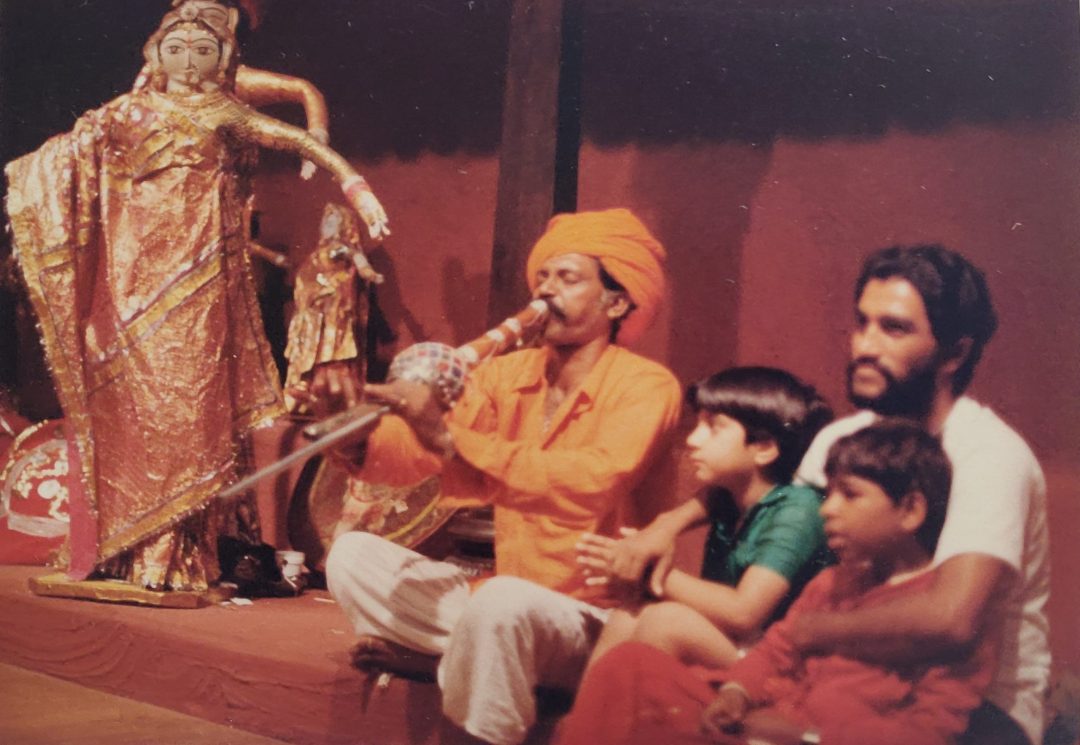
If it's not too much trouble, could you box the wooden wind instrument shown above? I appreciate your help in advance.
[217,299,550,500]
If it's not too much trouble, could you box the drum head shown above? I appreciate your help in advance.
[287,457,455,571]
[0,419,70,565]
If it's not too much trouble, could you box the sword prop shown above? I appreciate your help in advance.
[215,403,388,502]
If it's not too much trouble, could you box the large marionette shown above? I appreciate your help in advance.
[4,0,388,595]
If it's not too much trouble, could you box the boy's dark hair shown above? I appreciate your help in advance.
[855,244,997,395]
[825,418,952,554]
[687,366,833,484]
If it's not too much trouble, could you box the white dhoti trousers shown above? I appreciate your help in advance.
[325,532,609,745]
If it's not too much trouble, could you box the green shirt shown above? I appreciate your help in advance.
[701,483,830,624]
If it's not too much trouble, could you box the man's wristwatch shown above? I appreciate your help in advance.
[800,727,822,744]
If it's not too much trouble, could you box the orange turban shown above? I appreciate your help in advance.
[526,208,667,345]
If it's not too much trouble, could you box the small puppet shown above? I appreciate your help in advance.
[284,203,385,415]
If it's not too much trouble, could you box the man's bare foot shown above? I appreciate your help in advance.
[351,634,439,682]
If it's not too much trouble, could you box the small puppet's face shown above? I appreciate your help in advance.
[320,209,344,240]
[160,27,221,93]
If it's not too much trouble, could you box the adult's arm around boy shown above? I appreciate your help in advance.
[791,404,1032,664]
[789,553,1007,660]
[803,621,996,745]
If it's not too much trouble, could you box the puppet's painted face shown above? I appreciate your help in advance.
[320,209,344,240]
[159,27,221,93]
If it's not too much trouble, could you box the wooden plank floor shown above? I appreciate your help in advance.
[0,663,289,745]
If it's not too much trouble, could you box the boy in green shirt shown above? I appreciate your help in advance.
[577,366,832,668]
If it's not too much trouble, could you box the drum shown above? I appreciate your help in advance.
[287,456,497,577]
[0,419,70,565]
[287,457,456,571]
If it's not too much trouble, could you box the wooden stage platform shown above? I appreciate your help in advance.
[0,566,558,745]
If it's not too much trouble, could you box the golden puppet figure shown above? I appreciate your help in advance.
[133,1,333,184]
[4,0,388,591]
[284,203,385,416]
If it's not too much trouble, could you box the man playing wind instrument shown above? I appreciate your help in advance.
[326,208,682,745]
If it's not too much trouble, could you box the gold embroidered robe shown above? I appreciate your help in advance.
[5,89,285,588]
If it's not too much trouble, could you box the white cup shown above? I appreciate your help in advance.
[275,550,305,583]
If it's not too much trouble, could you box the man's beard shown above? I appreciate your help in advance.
[846,357,938,418]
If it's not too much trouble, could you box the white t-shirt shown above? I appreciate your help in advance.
[796,397,1050,744]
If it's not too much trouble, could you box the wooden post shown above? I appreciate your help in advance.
[487,0,581,324]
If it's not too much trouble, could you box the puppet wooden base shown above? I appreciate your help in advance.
[27,573,230,609]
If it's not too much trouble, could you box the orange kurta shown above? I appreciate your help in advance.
[362,344,683,604]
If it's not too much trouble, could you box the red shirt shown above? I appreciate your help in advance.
[728,567,997,745]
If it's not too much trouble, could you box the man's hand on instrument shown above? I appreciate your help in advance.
[364,379,454,459]
[308,361,364,418]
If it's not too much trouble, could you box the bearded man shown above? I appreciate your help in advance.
[795,244,1050,745]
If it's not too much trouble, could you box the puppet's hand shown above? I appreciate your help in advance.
[354,260,385,285]
[358,265,385,285]
[345,181,390,240]
[308,361,364,417]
